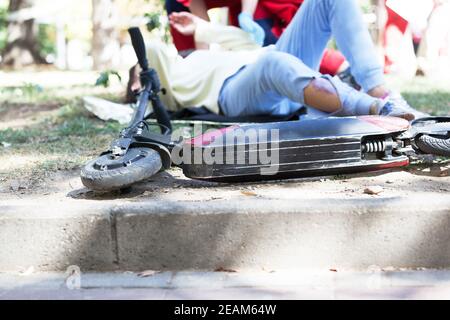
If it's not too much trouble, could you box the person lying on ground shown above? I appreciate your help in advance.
[128,0,427,121]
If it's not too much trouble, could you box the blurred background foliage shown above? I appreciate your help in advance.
[0,4,8,49]
[0,0,386,71]
[0,0,168,70]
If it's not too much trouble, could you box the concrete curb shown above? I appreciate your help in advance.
[1,195,449,272]
[3,270,450,299]
[0,204,115,272]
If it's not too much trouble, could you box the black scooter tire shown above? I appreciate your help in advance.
[416,135,450,157]
[81,148,162,191]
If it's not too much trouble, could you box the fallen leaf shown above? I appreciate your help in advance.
[214,267,238,273]
[364,186,384,195]
[381,266,396,272]
[137,270,160,277]
[241,191,257,197]
[262,266,276,273]
[329,268,338,272]
[9,180,25,192]
[20,266,35,276]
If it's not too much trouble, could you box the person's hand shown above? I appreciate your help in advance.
[238,12,265,46]
[169,12,198,36]
[130,64,142,92]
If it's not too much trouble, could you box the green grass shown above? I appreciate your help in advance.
[0,102,122,145]
[386,75,450,116]
[0,84,124,182]
[402,91,450,115]
[0,83,192,183]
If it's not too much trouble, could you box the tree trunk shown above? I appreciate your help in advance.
[373,0,387,48]
[91,0,120,70]
[1,0,46,68]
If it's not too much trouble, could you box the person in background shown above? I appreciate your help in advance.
[165,0,262,56]
[165,0,349,79]
[382,0,420,77]
[417,0,450,76]
[382,0,450,77]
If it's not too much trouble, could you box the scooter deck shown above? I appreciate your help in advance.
[182,116,410,182]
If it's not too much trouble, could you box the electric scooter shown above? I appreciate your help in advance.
[81,28,450,191]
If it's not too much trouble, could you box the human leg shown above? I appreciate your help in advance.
[255,18,279,46]
[219,51,379,117]
[273,0,425,118]
[276,0,384,93]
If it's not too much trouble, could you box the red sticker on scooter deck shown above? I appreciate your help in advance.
[188,126,240,147]
[358,116,410,132]
[376,158,410,169]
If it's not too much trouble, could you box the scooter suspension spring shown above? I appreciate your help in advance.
[362,140,386,153]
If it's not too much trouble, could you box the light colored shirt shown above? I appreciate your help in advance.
[147,21,266,113]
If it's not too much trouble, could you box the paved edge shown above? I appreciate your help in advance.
[111,196,450,215]
[1,195,449,272]
[2,270,450,299]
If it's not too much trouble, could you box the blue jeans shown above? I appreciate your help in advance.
[255,18,279,47]
[219,0,384,118]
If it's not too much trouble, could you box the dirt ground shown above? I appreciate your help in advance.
[1,161,448,208]
[0,102,61,130]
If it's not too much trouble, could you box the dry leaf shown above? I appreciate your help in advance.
[329,268,338,272]
[20,266,35,276]
[137,270,160,277]
[10,180,24,192]
[262,266,276,273]
[214,267,237,273]
[241,191,257,197]
[364,186,384,195]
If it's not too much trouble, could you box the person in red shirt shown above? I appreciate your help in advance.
[165,0,249,56]
[165,0,347,76]
[383,1,410,74]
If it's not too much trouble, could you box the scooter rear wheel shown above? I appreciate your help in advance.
[81,147,162,191]
[416,135,450,157]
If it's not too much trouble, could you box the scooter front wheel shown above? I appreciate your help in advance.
[81,147,162,191]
